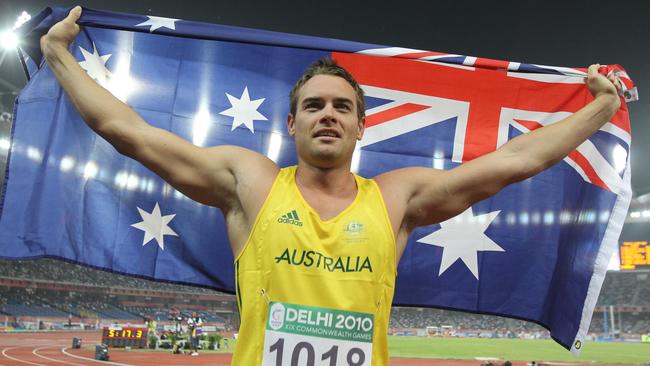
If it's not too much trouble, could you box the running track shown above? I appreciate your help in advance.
[0,331,628,366]
[0,331,490,365]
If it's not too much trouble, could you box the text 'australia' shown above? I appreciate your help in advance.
[275,248,373,273]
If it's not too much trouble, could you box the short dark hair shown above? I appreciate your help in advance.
[289,58,365,121]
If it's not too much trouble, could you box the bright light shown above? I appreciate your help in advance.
[642,210,650,218]
[126,173,139,191]
[432,149,445,170]
[13,11,32,30]
[1,30,18,50]
[630,211,641,218]
[83,161,98,179]
[107,55,137,102]
[559,210,573,224]
[544,211,555,225]
[612,144,628,173]
[59,156,75,172]
[1,11,31,50]
[114,170,139,190]
[106,32,137,102]
[266,132,283,163]
[192,103,211,147]
[162,183,173,197]
[351,145,361,173]
[26,146,42,162]
[146,179,156,194]
[599,210,610,223]
[519,212,529,225]
[578,210,596,224]
[139,177,148,191]
[114,170,128,188]
[0,138,10,151]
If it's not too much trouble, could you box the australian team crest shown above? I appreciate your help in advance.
[344,221,364,235]
[343,221,367,243]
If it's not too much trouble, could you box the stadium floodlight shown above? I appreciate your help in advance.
[0,30,18,50]
[13,11,32,29]
[1,11,32,50]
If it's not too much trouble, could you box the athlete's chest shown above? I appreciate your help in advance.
[297,186,357,222]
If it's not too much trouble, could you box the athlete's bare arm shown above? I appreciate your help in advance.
[40,7,277,254]
[376,65,622,260]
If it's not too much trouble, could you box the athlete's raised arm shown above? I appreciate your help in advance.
[39,7,277,212]
[377,64,622,257]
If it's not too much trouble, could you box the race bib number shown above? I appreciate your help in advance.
[262,302,373,366]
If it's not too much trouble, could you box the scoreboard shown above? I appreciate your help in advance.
[620,241,650,270]
[101,327,148,348]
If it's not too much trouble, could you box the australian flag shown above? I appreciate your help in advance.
[1,6,636,353]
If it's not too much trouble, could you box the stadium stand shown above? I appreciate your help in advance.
[0,259,239,334]
[0,259,214,293]
[388,270,650,338]
[0,258,649,340]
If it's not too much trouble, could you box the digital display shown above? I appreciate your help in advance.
[620,241,650,270]
[101,327,148,348]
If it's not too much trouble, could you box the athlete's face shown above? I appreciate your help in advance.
[288,75,365,169]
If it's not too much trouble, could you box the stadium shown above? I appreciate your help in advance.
[1,0,649,365]
[0,251,649,365]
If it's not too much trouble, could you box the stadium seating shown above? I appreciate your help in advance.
[1,258,648,337]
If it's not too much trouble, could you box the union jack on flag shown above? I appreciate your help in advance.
[342,50,632,193]
[3,6,636,353]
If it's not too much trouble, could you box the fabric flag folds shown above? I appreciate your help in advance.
[2,6,636,353]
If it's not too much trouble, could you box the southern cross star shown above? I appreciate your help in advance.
[131,202,178,250]
[135,16,179,32]
[417,207,503,280]
[220,86,268,133]
[78,43,111,86]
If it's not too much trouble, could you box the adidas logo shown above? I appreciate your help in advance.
[278,210,303,227]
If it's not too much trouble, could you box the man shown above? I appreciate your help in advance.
[40,7,622,366]
[186,311,202,356]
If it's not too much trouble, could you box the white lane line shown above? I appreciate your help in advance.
[1,347,47,366]
[60,348,134,366]
[33,346,87,366]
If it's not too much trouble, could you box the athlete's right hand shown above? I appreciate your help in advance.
[40,6,82,51]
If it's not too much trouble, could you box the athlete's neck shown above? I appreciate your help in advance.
[295,163,356,196]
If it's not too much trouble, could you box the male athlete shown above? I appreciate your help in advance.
[40,7,623,365]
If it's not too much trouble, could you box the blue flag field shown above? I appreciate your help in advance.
[1,6,637,352]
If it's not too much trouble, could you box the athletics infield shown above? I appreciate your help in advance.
[0,331,645,365]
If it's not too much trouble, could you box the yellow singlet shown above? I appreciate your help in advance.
[233,166,396,366]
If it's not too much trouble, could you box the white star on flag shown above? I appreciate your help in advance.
[78,43,112,86]
[220,86,268,133]
[135,16,179,32]
[131,202,178,250]
[417,207,504,280]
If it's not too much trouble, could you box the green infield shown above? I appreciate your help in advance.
[388,336,650,364]
[118,336,650,364]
